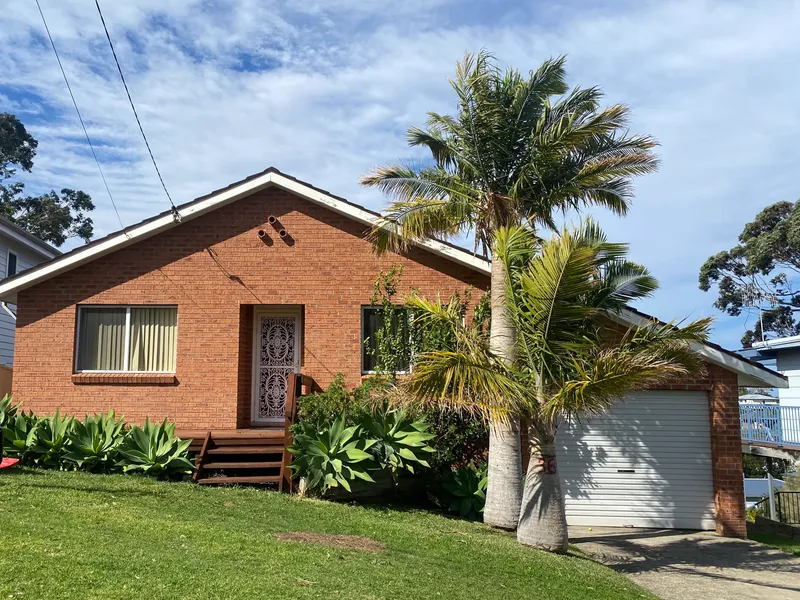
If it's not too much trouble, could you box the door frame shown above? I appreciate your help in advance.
[250,305,302,425]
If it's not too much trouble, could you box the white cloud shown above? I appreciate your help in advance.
[2,0,800,348]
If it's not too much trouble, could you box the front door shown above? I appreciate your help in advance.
[251,309,301,424]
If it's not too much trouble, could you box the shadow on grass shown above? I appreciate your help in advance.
[0,468,183,498]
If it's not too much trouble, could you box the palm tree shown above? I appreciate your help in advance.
[361,51,659,529]
[397,222,712,552]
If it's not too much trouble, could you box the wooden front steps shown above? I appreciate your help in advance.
[180,373,309,491]
[185,428,292,490]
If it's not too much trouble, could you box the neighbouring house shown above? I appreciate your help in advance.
[0,216,59,371]
[739,338,800,449]
[0,167,787,538]
[744,477,784,508]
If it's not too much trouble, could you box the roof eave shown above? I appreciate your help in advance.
[611,308,788,389]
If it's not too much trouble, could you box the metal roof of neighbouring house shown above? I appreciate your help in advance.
[0,167,786,389]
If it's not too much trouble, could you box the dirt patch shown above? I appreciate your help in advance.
[275,532,386,552]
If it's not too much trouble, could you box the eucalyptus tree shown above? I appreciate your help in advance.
[398,222,711,552]
[361,51,658,529]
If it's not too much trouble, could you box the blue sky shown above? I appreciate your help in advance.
[2,0,800,350]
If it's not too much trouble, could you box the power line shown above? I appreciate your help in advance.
[93,0,180,221]
[34,0,125,230]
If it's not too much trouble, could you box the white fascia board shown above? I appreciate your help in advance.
[752,335,800,351]
[0,171,277,304]
[613,308,788,389]
[0,170,491,304]
[0,223,58,259]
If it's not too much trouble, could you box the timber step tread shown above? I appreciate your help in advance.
[203,461,282,469]
[207,445,283,455]
[197,475,281,485]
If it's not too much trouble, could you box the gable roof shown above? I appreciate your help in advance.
[0,216,60,260]
[0,167,490,304]
[0,166,784,389]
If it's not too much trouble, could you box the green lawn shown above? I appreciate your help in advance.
[0,469,654,600]
[748,530,800,556]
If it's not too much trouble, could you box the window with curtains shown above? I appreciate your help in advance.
[75,306,177,372]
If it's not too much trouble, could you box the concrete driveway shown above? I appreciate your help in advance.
[569,526,800,600]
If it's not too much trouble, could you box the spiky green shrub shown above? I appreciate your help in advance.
[438,461,488,520]
[2,411,38,461]
[362,406,435,479]
[116,418,194,477]
[27,410,75,468]
[289,417,377,493]
[0,394,19,428]
[64,411,126,472]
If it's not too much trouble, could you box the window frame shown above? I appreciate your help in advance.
[360,305,412,375]
[73,305,178,374]
[6,250,17,278]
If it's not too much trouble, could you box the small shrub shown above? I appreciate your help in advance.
[295,374,391,430]
[420,409,487,470]
[117,418,194,477]
[64,411,126,472]
[289,417,377,493]
[438,461,488,520]
[362,405,435,480]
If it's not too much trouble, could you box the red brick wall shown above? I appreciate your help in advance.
[12,187,488,429]
[707,365,747,538]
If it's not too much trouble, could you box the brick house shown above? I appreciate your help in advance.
[0,167,786,537]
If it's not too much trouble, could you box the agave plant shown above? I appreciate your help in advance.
[116,418,194,477]
[362,405,435,480]
[2,411,38,461]
[64,411,126,472]
[27,410,75,468]
[289,416,377,493]
[440,462,488,520]
[0,394,18,428]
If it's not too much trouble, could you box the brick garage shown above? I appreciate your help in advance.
[0,168,785,538]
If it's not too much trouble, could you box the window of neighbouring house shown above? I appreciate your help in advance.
[361,306,411,374]
[6,251,17,277]
[76,306,177,372]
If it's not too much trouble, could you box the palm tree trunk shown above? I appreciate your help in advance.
[517,426,568,553]
[483,246,523,530]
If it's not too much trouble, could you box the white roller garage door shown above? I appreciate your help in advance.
[557,390,716,530]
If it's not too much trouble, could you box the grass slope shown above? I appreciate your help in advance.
[0,469,653,600]
[748,530,800,556]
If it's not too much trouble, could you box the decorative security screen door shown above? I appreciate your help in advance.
[251,311,300,423]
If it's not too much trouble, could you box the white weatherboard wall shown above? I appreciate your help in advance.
[775,349,800,409]
[0,237,44,367]
[557,391,716,530]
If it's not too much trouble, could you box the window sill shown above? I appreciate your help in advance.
[72,373,177,385]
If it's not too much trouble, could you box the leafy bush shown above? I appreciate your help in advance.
[362,405,435,479]
[438,461,488,520]
[289,417,376,493]
[421,409,487,470]
[296,374,391,430]
[63,411,126,472]
[26,410,75,468]
[2,411,38,460]
[117,418,194,477]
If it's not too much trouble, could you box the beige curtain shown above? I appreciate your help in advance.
[77,308,126,370]
[128,307,177,372]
